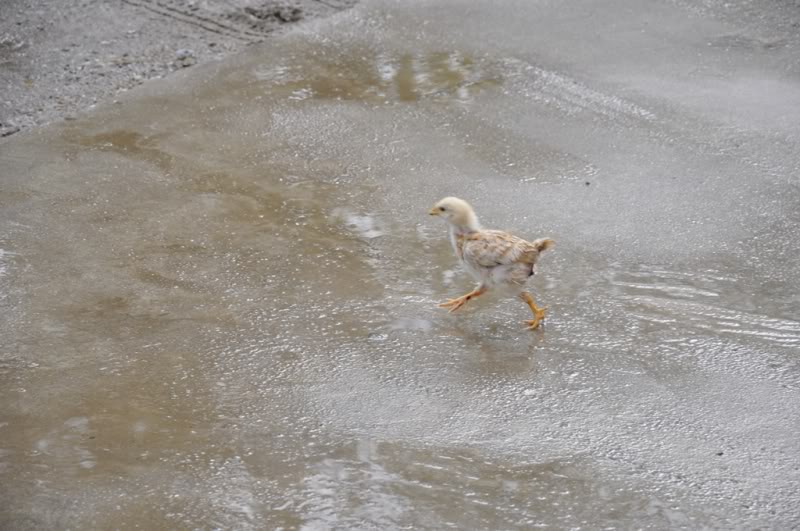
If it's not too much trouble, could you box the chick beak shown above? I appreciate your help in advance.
[429,207,440,216]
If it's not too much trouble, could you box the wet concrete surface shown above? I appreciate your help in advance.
[2,0,800,528]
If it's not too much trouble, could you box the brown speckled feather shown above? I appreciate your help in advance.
[458,230,544,268]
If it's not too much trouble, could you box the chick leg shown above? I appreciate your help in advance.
[438,286,487,313]
[519,292,547,330]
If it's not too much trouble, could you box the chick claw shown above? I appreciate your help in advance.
[438,287,486,314]
[438,296,469,313]
[523,306,547,330]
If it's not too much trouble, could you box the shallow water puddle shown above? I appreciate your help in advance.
[2,0,800,527]
[255,49,502,103]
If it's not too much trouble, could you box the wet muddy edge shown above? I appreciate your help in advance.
[0,0,358,139]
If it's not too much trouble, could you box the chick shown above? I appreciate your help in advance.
[429,197,554,329]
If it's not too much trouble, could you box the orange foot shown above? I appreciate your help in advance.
[438,295,470,313]
[523,306,547,330]
[438,287,486,313]
[519,292,548,330]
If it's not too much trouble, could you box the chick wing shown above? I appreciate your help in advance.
[460,230,553,268]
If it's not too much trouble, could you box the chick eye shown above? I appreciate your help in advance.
[439,207,446,211]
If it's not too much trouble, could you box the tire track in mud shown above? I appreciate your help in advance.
[501,57,657,124]
[0,0,358,140]
[121,0,261,42]
[121,0,356,42]
[609,266,800,348]
[597,265,800,393]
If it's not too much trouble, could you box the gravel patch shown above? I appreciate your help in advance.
[0,0,357,140]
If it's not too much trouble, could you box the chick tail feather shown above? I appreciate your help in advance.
[532,238,555,253]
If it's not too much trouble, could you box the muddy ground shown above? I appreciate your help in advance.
[0,0,356,138]
[1,0,799,528]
